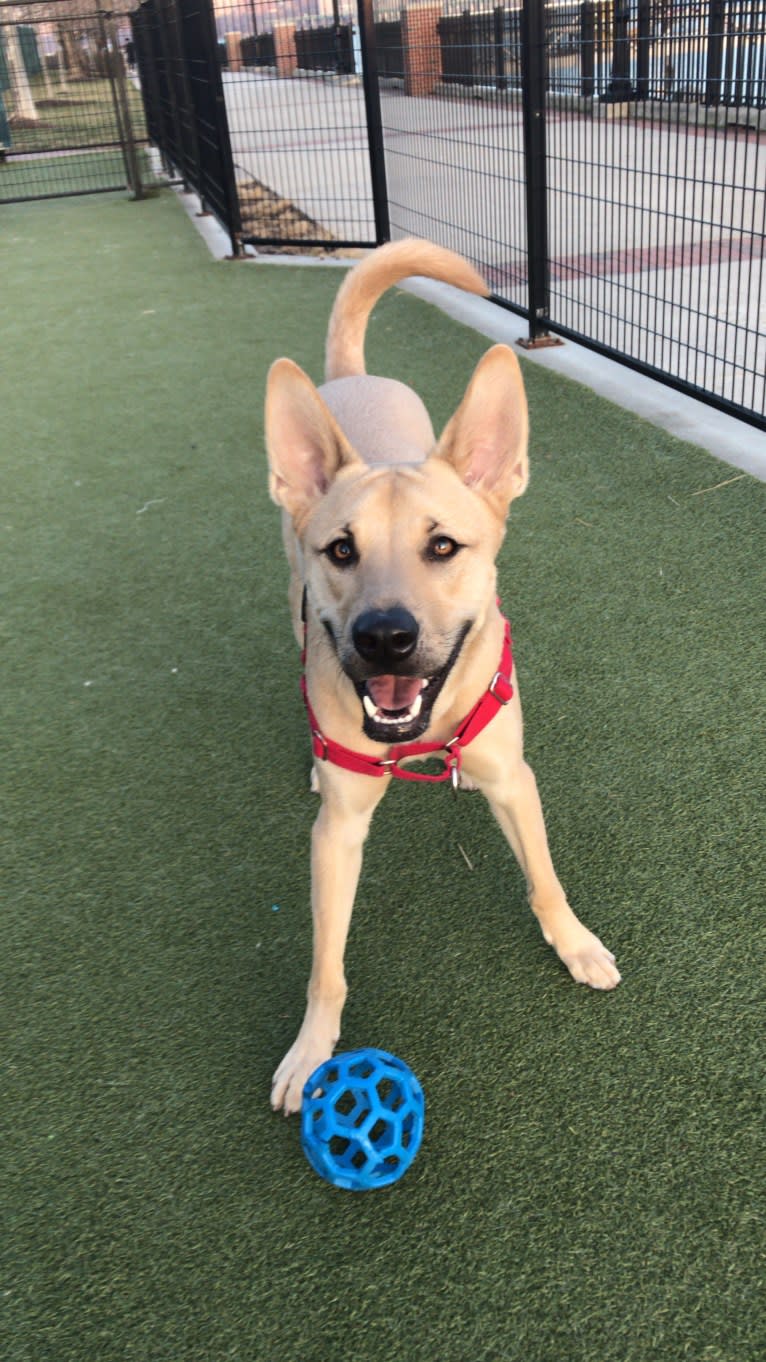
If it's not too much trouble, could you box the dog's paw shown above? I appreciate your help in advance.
[550,926,621,991]
[271,1036,334,1116]
[310,764,320,794]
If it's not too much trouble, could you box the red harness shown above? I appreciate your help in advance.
[301,611,513,785]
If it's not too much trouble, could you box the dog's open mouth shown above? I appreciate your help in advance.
[352,623,472,743]
[354,673,435,741]
[362,675,428,724]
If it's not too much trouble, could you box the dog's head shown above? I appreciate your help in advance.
[265,346,528,743]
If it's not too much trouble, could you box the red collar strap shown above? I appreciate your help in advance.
[300,613,513,785]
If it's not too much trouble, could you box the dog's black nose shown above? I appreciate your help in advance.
[352,607,419,667]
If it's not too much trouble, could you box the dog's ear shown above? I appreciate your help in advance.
[433,345,529,514]
[265,359,360,521]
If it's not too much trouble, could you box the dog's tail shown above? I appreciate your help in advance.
[325,239,489,381]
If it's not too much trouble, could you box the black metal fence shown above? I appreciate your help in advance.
[12,0,759,430]
[433,0,766,104]
[375,0,765,426]
[202,1,383,251]
[131,0,241,240]
[375,18,405,77]
[295,22,356,76]
[0,0,156,204]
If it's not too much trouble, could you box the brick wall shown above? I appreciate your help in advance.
[225,32,242,73]
[402,4,442,98]
[273,23,298,79]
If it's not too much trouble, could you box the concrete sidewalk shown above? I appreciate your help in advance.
[222,69,766,430]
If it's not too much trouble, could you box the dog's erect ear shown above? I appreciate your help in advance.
[265,359,360,521]
[433,345,529,515]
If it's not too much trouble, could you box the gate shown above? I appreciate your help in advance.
[0,0,153,204]
[132,0,388,253]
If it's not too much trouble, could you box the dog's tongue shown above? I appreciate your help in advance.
[367,675,423,712]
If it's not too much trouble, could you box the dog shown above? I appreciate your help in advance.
[265,240,620,1114]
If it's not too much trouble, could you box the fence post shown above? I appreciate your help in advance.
[356,0,390,244]
[0,88,11,152]
[493,5,507,92]
[518,0,560,347]
[580,0,595,98]
[635,0,651,100]
[461,9,473,87]
[604,0,634,102]
[99,9,144,199]
[705,0,726,106]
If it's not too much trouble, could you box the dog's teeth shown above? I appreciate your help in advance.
[363,694,378,719]
[409,694,422,718]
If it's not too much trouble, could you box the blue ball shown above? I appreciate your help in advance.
[301,1048,425,1191]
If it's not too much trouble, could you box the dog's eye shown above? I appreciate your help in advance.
[325,536,358,567]
[427,535,460,561]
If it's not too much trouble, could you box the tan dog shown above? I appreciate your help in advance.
[266,240,620,1114]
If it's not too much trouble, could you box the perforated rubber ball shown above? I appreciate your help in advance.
[300,1048,425,1191]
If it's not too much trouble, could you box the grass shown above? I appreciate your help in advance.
[0,149,132,202]
[2,190,764,1362]
[0,75,154,203]
[5,77,148,154]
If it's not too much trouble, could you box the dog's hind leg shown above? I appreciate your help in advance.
[271,774,388,1114]
[482,760,621,990]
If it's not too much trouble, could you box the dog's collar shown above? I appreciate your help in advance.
[300,605,513,785]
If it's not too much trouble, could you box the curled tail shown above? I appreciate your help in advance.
[325,239,489,382]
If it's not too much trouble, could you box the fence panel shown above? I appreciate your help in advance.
[0,0,154,204]
[295,22,355,76]
[214,1,380,250]
[132,0,242,247]
[374,0,764,427]
[541,0,765,424]
[376,1,529,315]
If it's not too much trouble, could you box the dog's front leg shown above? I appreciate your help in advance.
[482,760,621,990]
[271,776,387,1114]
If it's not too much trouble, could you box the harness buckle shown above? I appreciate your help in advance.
[312,730,328,761]
[489,670,513,705]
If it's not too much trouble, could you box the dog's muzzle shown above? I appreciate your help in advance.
[349,606,427,735]
[346,615,474,742]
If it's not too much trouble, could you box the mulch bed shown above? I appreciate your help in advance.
[237,176,361,257]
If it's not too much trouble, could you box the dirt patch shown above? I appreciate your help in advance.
[8,115,50,130]
[237,177,362,257]
[36,97,82,109]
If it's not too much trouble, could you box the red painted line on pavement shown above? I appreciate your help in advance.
[485,231,765,287]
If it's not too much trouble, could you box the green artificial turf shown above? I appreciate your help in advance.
[2,192,764,1362]
[3,79,149,157]
[0,149,156,204]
